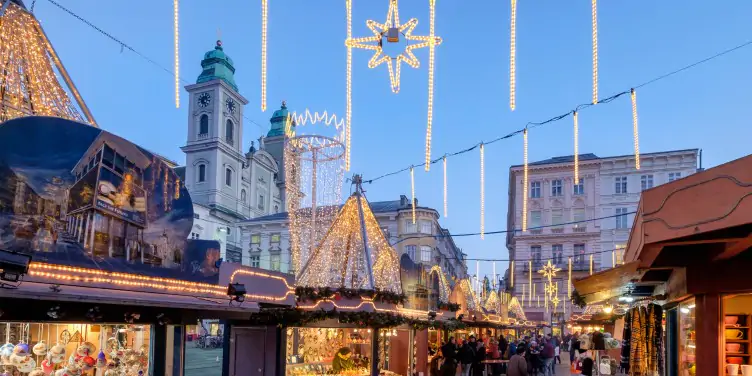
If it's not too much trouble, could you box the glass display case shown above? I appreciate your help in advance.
[286,327,372,376]
[678,299,696,376]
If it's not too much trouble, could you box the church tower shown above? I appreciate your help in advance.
[181,40,249,219]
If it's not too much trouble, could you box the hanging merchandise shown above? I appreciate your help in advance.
[624,303,663,375]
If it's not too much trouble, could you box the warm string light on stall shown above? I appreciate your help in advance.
[260,0,268,111]
[173,0,179,108]
[591,0,598,104]
[479,143,485,239]
[631,88,641,170]
[522,129,529,231]
[509,0,516,110]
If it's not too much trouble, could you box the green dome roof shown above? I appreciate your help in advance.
[196,40,238,91]
[267,101,293,137]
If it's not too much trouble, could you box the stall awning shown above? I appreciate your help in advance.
[572,261,646,304]
[0,281,259,313]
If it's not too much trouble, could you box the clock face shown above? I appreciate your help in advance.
[225,97,237,114]
[197,92,211,108]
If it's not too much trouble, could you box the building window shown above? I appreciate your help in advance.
[573,180,584,195]
[573,208,586,227]
[199,114,209,135]
[258,195,265,210]
[198,164,206,183]
[668,172,682,182]
[551,179,563,197]
[271,233,281,244]
[615,176,628,194]
[615,244,626,265]
[420,246,432,263]
[574,244,586,266]
[270,254,281,271]
[190,232,200,239]
[551,209,563,226]
[404,220,417,233]
[641,174,654,191]
[193,213,200,219]
[420,220,433,234]
[225,119,234,143]
[250,234,260,246]
[249,255,260,268]
[530,211,542,229]
[225,168,232,186]
[226,227,231,236]
[531,246,542,267]
[552,244,564,265]
[530,181,541,198]
[241,189,247,202]
[405,245,417,260]
[616,207,629,229]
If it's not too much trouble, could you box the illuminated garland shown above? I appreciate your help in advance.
[437,301,460,312]
[248,308,467,330]
[295,286,407,305]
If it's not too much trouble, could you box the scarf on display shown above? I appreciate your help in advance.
[626,303,664,376]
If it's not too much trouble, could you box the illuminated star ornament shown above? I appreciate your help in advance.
[538,260,561,281]
[347,0,442,93]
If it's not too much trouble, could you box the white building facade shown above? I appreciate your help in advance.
[176,41,285,263]
[505,149,699,323]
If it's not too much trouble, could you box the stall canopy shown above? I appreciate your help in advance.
[572,261,659,304]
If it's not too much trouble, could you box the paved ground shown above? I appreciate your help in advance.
[184,347,223,376]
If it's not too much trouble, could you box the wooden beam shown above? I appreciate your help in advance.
[660,237,749,247]
[713,234,752,261]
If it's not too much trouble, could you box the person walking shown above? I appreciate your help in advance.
[540,338,555,376]
[460,337,477,376]
[507,347,528,376]
[441,337,458,376]
[473,339,486,376]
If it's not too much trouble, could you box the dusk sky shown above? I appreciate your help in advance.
[33,1,752,279]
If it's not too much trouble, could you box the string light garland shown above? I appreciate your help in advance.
[510,260,514,288]
[261,0,268,111]
[631,88,641,170]
[522,129,529,232]
[589,254,594,275]
[410,166,416,224]
[528,260,532,306]
[173,0,179,108]
[480,143,485,239]
[345,0,353,171]
[568,257,572,298]
[425,0,437,170]
[573,111,579,183]
[612,250,616,267]
[591,0,598,104]
[443,155,448,217]
[509,0,516,110]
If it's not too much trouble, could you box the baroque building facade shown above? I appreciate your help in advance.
[505,149,700,323]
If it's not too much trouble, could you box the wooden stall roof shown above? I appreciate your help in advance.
[573,261,642,304]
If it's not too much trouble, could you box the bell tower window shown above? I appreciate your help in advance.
[225,168,233,187]
[199,114,209,136]
[197,164,206,182]
[225,119,234,144]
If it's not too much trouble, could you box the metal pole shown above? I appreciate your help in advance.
[355,192,376,290]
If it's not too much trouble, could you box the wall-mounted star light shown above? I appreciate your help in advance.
[346,0,442,170]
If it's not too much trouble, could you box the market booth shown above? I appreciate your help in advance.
[574,153,752,376]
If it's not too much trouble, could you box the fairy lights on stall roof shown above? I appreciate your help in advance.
[261,0,268,111]
[173,0,179,108]
[631,88,641,170]
[509,0,517,110]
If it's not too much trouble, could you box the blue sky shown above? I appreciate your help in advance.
[34,0,752,280]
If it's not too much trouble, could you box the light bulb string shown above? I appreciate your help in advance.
[363,37,752,184]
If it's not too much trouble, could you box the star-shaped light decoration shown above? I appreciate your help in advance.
[347,0,442,93]
[544,282,558,297]
[537,260,562,282]
[551,295,561,312]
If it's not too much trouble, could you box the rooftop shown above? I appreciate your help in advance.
[510,148,699,169]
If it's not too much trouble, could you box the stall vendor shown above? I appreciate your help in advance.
[332,347,355,373]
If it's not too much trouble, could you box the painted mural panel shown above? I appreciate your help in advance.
[0,116,219,282]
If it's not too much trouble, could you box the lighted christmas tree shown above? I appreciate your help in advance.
[296,176,402,294]
[0,1,95,124]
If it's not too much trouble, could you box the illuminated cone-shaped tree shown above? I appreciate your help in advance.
[296,175,402,294]
[0,1,95,124]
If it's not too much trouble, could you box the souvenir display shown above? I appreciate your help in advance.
[622,303,664,375]
[286,328,372,376]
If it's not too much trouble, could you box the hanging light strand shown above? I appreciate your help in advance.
[345,0,353,171]
[410,166,416,224]
[631,88,641,170]
[425,0,437,171]
[522,129,529,231]
[443,156,447,217]
[528,260,532,306]
[510,260,514,288]
[480,143,485,239]
[568,257,572,298]
[591,0,598,104]
[589,254,594,275]
[261,0,268,111]
[173,0,179,108]
[573,111,579,183]
[509,0,517,110]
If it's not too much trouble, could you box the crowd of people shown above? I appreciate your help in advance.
[430,331,569,376]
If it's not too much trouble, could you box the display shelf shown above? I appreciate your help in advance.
[723,313,752,368]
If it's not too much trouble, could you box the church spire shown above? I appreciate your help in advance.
[196,39,239,92]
